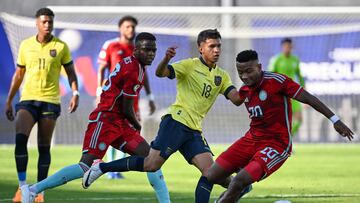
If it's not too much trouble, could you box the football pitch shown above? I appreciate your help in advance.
[0,144,360,203]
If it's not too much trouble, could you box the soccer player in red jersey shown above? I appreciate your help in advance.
[21,32,170,203]
[97,16,156,179]
[206,50,354,203]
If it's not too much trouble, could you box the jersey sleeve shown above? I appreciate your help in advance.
[61,43,73,65]
[97,41,110,65]
[281,76,304,98]
[220,71,235,98]
[238,85,250,101]
[16,41,26,68]
[122,68,140,98]
[169,58,194,80]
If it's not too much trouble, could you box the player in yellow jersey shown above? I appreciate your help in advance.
[5,8,79,203]
[82,29,245,203]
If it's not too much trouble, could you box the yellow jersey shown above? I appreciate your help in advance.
[167,57,234,131]
[17,35,72,104]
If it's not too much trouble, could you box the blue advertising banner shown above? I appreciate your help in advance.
[0,20,14,94]
[253,32,360,95]
[54,29,191,97]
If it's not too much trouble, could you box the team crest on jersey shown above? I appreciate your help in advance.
[49,49,57,57]
[133,84,141,92]
[98,142,106,151]
[259,90,267,101]
[214,76,222,86]
[117,50,124,55]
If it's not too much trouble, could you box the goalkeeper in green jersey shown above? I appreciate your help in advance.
[268,38,305,136]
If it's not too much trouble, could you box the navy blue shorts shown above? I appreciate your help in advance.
[15,100,61,122]
[151,115,213,163]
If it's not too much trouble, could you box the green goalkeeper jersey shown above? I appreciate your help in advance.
[268,53,305,87]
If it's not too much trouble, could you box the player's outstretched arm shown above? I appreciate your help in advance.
[294,89,354,141]
[5,67,25,121]
[63,63,79,113]
[155,46,177,78]
[122,96,141,131]
[226,88,244,106]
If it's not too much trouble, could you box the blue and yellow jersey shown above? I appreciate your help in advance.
[17,35,73,104]
[167,57,234,131]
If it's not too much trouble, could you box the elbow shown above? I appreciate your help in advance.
[155,70,164,78]
[234,102,241,106]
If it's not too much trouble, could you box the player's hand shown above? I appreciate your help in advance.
[149,100,156,115]
[334,120,354,141]
[68,95,79,113]
[165,46,177,60]
[5,102,14,121]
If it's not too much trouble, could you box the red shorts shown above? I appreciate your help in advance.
[82,111,145,159]
[216,131,291,182]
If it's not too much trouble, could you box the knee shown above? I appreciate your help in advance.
[232,174,251,189]
[143,158,161,172]
[205,169,216,183]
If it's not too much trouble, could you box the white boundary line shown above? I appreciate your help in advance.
[47,6,360,14]
[3,12,360,38]
[1,193,360,202]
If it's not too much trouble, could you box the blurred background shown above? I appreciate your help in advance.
[1,0,359,146]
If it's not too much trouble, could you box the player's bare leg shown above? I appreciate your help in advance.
[217,169,253,203]
[13,109,35,202]
[206,162,233,187]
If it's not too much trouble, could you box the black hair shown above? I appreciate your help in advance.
[281,37,292,44]
[35,8,54,18]
[118,15,138,27]
[135,32,156,44]
[236,50,258,63]
[197,29,221,46]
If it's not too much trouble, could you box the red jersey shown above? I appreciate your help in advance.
[91,56,144,118]
[239,71,303,140]
[97,38,140,114]
[97,37,134,72]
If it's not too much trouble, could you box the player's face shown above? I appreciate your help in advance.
[198,38,221,65]
[135,40,157,66]
[282,42,292,56]
[36,15,53,36]
[119,21,136,41]
[236,60,262,86]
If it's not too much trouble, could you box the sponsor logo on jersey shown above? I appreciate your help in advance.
[214,76,222,86]
[259,90,267,101]
[50,49,57,57]
[117,50,124,55]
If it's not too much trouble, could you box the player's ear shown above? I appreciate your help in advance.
[258,63,262,70]
[198,45,203,55]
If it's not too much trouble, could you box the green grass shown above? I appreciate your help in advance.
[1,144,360,203]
